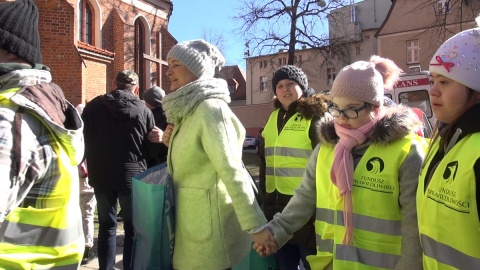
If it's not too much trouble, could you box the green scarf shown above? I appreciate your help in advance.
[162,78,231,125]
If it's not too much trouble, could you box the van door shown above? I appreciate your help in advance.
[393,72,436,127]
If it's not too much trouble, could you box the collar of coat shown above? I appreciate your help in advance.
[273,93,330,120]
[318,104,423,146]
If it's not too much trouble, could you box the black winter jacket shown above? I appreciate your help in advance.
[82,88,156,191]
[147,105,168,166]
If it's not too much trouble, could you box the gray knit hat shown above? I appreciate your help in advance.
[167,39,225,79]
[429,18,480,92]
[272,65,308,95]
[143,86,165,107]
[0,0,42,64]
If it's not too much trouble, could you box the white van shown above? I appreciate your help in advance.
[385,71,435,137]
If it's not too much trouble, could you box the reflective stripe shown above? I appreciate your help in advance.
[0,220,83,247]
[421,234,480,269]
[316,234,334,252]
[336,244,400,269]
[265,167,306,177]
[264,146,312,159]
[316,208,401,236]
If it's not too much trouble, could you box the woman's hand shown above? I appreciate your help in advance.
[252,228,278,257]
[147,126,163,143]
[162,124,175,147]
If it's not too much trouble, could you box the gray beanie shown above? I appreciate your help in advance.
[143,86,165,107]
[167,39,225,79]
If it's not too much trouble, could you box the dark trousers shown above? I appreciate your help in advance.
[94,187,134,270]
[274,242,316,270]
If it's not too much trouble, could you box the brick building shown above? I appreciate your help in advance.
[34,0,176,106]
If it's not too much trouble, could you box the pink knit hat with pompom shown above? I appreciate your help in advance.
[331,55,403,106]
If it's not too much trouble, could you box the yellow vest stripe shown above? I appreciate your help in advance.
[316,208,402,236]
[264,147,313,159]
[315,236,401,268]
[0,219,83,246]
[421,234,480,269]
[336,245,400,269]
[265,167,307,178]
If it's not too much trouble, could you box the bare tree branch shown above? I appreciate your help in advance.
[235,0,350,65]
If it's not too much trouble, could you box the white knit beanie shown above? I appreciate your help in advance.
[429,16,480,92]
[167,39,225,79]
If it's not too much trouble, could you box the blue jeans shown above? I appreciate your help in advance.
[94,187,134,270]
[274,242,316,270]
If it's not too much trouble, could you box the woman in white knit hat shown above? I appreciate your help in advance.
[417,16,480,270]
[160,39,267,270]
[253,55,427,269]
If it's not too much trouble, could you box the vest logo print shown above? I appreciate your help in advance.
[353,157,394,193]
[366,157,384,174]
[294,115,304,121]
[443,161,458,184]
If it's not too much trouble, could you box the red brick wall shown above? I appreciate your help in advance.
[35,0,83,105]
[82,58,108,103]
[35,0,174,104]
[161,26,177,94]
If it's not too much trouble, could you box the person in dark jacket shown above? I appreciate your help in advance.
[143,86,168,166]
[258,65,329,270]
[82,70,156,270]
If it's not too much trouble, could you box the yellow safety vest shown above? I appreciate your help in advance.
[0,88,84,269]
[263,109,312,195]
[309,136,415,269]
[417,134,480,270]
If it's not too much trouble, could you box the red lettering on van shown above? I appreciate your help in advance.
[395,78,430,88]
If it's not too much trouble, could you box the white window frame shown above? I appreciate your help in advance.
[327,68,336,86]
[436,0,450,14]
[260,76,268,92]
[407,40,420,64]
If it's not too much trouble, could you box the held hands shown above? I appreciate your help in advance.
[252,228,278,257]
[162,124,175,147]
[147,126,163,144]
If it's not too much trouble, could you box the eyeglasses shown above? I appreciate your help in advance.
[327,103,370,119]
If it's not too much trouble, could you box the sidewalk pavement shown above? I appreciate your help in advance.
[79,245,124,270]
[80,221,125,270]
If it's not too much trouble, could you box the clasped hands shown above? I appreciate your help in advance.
[251,228,279,257]
[147,124,174,146]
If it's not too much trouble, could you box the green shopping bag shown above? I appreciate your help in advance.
[131,163,174,270]
[233,245,278,270]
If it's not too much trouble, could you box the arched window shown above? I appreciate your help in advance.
[79,0,94,45]
[134,19,146,95]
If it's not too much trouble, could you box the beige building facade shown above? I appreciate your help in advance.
[376,0,479,73]
[245,0,391,103]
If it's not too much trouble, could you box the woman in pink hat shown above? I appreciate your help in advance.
[253,55,426,270]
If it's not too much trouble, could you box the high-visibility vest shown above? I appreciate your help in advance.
[417,134,480,270]
[0,87,84,269]
[309,136,414,269]
[263,109,312,195]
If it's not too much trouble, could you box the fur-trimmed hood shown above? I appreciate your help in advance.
[273,93,330,119]
[318,105,422,146]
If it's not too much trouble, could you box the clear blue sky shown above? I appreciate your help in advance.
[168,1,247,71]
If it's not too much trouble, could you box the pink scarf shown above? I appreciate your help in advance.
[330,119,377,245]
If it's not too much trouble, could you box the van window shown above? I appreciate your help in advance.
[398,90,432,118]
